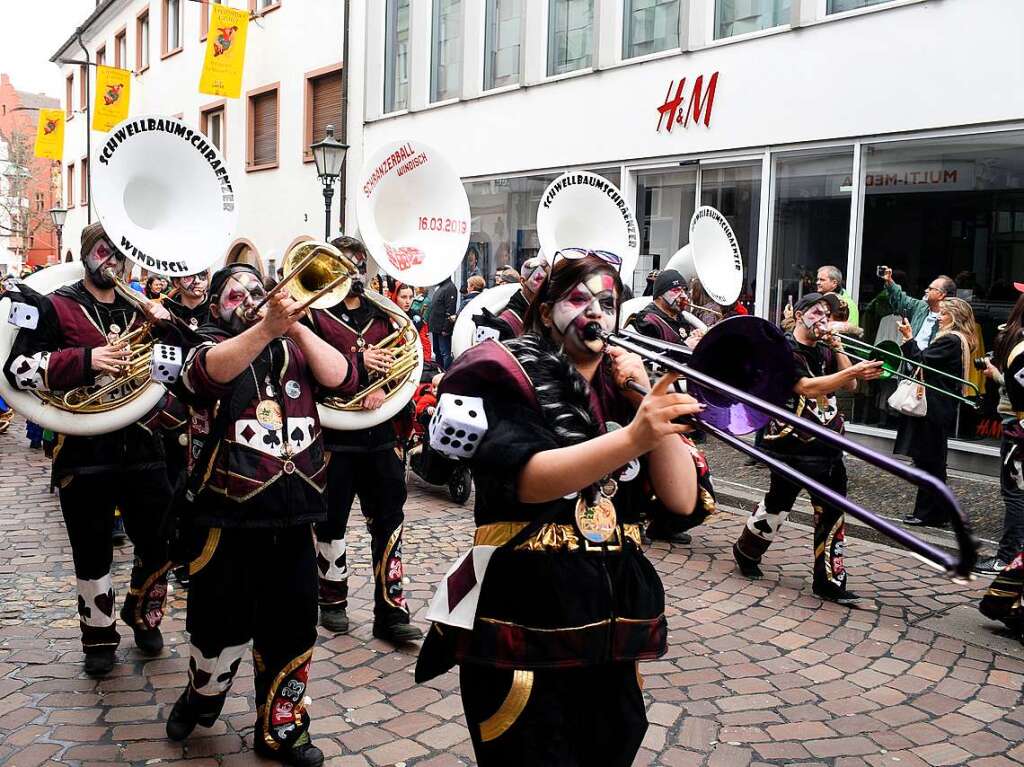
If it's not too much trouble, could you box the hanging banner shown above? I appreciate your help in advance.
[33,109,65,161]
[92,65,132,132]
[199,4,249,98]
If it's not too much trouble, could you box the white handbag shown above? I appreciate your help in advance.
[888,369,927,417]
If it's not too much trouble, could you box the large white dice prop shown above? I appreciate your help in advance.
[6,302,39,330]
[151,344,183,384]
[429,393,487,459]
[473,325,501,346]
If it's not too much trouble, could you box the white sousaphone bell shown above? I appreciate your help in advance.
[452,170,642,359]
[665,205,744,307]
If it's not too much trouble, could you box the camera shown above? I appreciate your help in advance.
[973,353,993,372]
[876,265,889,278]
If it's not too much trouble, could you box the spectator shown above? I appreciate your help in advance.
[816,266,859,326]
[642,270,659,297]
[895,297,977,527]
[460,275,486,311]
[879,267,956,351]
[464,247,482,286]
[428,276,458,370]
[977,286,1024,574]
[144,275,167,300]
[395,284,432,363]
[495,266,520,286]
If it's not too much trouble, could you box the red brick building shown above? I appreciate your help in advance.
[0,73,62,269]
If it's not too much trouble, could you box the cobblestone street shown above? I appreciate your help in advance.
[0,425,1022,767]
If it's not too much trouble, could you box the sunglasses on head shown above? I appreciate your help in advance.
[552,248,622,270]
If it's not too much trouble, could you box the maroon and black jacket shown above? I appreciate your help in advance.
[4,281,166,482]
[178,325,359,528]
[416,335,715,679]
[628,301,688,343]
[306,297,404,452]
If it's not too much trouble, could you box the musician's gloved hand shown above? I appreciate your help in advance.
[685,329,703,350]
[361,388,386,411]
[626,372,704,453]
[363,347,394,374]
[850,359,885,381]
[92,341,131,374]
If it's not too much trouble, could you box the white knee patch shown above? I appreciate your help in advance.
[76,575,116,628]
[316,538,348,581]
[189,643,248,697]
[745,502,789,541]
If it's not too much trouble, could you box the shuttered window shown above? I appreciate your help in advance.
[81,159,89,206]
[67,164,75,208]
[306,68,343,158]
[66,74,73,116]
[248,86,279,169]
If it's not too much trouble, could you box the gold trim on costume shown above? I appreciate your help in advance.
[473,522,642,552]
[636,662,645,691]
[189,528,222,576]
[260,649,313,751]
[479,669,534,742]
[376,524,404,609]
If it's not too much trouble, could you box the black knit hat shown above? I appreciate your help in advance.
[653,269,685,298]
[209,263,261,302]
[794,292,842,315]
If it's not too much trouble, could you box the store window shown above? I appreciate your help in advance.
[850,131,1024,444]
[548,0,593,77]
[623,0,680,59]
[635,166,698,296]
[828,0,892,12]
[715,0,790,39]
[768,149,854,324]
[700,162,762,313]
[463,168,620,293]
[431,0,463,102]
[484,0,522,91]
[384,0,411,112]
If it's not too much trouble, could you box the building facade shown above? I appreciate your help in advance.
[357,0,1024,470]
[52,0,353,278]
[0,74,61,270]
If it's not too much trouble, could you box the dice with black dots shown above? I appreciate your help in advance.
[150,344,183,384]
[428,393,488,460]
[6,302,39,330]
[473,325,501,346]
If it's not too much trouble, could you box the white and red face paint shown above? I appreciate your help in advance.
[216,273,267,332]
[799,302,831,338]
[551,272,618,354]
[661,285,687,310]
[84,239,124,287]
[521,257,549,296]
[177,272,209,300]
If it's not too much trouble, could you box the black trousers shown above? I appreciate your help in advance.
[460,663,647,767]
[183,525,318,751]
[734,452,848,591]
[314,449,409,622]
[911,452,949,522]
[58,467,172,651]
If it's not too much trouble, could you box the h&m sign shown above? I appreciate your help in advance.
[656,72,719,134]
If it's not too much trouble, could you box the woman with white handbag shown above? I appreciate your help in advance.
[894,297,978,527]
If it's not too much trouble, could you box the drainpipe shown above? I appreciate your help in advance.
[340,0,350,233]
[76,29,91,224]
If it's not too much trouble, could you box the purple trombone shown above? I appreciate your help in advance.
[596,317,978,579]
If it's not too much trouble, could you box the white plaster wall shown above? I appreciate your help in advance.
[56,0,351,273]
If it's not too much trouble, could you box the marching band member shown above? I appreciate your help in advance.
[416,252,715,766]
[2,223,174,676]
[732,293,883,605]
[166,263,354,767]
[164,270,211,332]
[627,268,705,348]
[476,255,550,341]
[303,236,422,643]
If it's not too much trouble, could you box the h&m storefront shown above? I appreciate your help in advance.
[360,0,1024,471]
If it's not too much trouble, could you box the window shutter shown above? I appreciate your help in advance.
[310,70,343,150]
[252,91,278,166]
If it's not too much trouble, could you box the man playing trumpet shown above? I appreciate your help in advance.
[167,263,355,767]
[3,222,175,676]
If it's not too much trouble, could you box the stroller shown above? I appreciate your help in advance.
[402,366,473,505]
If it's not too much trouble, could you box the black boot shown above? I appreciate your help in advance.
[372,614,423,643]
[166,690,220,741]
[732,543,764,579]
[253,732,324,767]
[319,605,349,634]
[120,604,164,656]
[83,648,116,677]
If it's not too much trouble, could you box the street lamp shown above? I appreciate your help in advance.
[49,206,68,264]
[310,124,349,241]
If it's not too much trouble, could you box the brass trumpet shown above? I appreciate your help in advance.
[248,241,355,320]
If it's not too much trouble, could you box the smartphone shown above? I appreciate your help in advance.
[876,265,888,277]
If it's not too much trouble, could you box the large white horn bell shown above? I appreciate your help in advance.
[665,206,743,306]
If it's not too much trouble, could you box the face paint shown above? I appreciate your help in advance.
[216,273,267,333]
[521,257,549,296]
[800,303,831,338]
[178,273,209,299]
[551,273,618,354]
[662,286,686,310]
[84,239,123,288]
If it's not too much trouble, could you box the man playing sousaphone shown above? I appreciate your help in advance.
[166,262,356,766]
[3,222,176,676]
[627,268,705,349]
[302,235,422,643]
